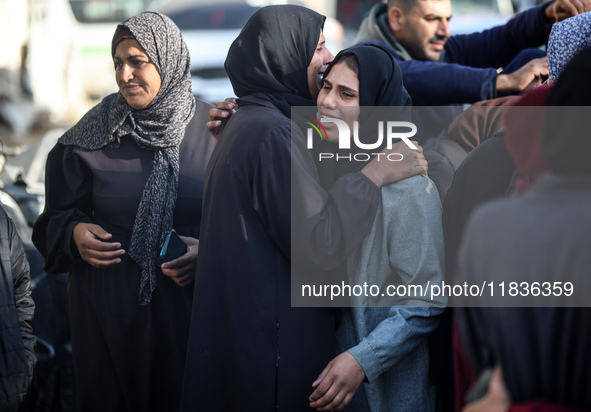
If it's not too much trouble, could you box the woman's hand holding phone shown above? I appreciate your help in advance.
[161,235,199,287]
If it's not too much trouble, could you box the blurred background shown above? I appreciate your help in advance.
[1,0,536,127]
[0,0,540,411]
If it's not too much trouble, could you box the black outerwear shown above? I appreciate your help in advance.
[181,7,380,410]
[454,176,591,409]
[32,100,215,412]
[442,131,516,277]
[181,95,380,411]
[457,306,591,410]
[0,206,35,412]
[224,5,324,115]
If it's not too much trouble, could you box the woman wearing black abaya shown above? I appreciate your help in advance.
[32,12,215,412]
[181,6,426,412]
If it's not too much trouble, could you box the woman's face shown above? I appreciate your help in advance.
[317,61,360,143]
[114,39,162,110]
[307,31,334,99]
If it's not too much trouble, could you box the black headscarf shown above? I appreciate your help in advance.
[224,5,325,118]
[58,12,195,305]
[542,46,591,175]
[315,44,412,185]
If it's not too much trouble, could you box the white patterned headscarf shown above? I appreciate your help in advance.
[548,11,591,82]
[59,12,195,305]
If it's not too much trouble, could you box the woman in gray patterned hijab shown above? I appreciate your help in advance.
[59,11,196,304]
[33,11,216,412]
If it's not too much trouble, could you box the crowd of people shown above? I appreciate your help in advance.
[1,0,590,411]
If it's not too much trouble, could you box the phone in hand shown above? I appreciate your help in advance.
[160,229,187,262]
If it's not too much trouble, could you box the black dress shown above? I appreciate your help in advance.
[33,99,215,412]
[181,96,380,411]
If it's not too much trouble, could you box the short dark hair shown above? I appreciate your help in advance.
[388,0,418,13]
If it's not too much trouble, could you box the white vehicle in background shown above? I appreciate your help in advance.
[450,0,515,34]
[28,0,157,122]
[156,0,344,104]
[28,0,344,117]
[156,1,260,103]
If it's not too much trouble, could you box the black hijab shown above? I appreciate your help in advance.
[315,44,412,185]
[58,12,195,305]
[224,5,325,118]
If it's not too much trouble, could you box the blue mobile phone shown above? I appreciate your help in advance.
[159,229,187,262]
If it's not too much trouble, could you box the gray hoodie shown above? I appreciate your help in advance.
[354,3,415,61]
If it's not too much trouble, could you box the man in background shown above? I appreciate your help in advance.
[355,0,590,105]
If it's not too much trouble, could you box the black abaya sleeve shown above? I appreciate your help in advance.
[289,126,380,271]
[32,143,93,274]
[250,122,380,271]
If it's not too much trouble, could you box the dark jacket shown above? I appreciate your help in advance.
[355,2,553,105]
[0,205,36,411]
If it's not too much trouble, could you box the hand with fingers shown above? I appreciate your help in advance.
[73,222,125,268]
[462,366,510,412]
[546,0,591,22]
[362,140,428,188]
[161,236,199,287]
[496,57,549,93]
[207,98,237,140]
[309,352,366,411]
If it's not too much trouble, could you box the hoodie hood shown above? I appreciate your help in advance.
[355,3,449,62]
[354,3,415,60]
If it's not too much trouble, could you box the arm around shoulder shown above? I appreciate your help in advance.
[289,128,382,271]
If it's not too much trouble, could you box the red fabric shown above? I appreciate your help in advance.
[453,317,478,412]
[503,84,551,180]
[509,400,587,412]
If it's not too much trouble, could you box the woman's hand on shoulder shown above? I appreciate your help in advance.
[361,140,427,187]
[160,235,199,287]
[73,223,125,268]
[206,98,237,140]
